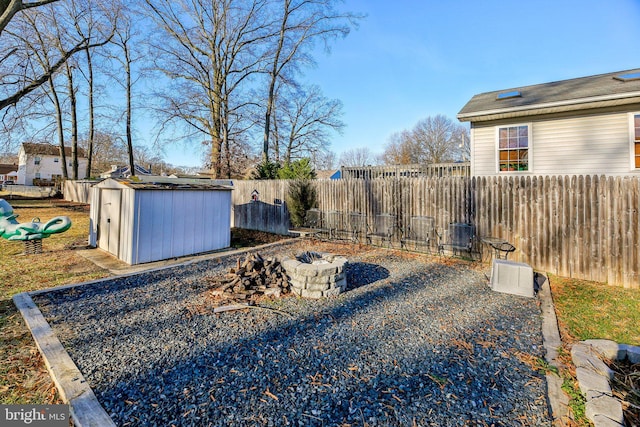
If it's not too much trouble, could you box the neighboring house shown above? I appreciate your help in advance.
[0,164,18,182]
[457,68,640,176]
[16,143,88,185]
[100,164,151,179]
[315,169,341,180]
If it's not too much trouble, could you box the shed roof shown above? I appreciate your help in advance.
[97,178,233,191]
[21,142,87,158]
[458,68,640,122]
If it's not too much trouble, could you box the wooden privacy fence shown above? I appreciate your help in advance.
[232,176,639,288]
[63,180,100,203]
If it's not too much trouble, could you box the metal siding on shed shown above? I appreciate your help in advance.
[150,191,167,262]
[119,188,136,265]
[129,189,231,264]
[88,186,100,247]
[170,190,188,258]
[135,191,152,264]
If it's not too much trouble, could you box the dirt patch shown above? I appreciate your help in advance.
[230,228,288,248]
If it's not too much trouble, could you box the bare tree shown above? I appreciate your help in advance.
[143,0,272,178]
[311,149,336,170]
[380,115,469,165]
[1,0,114,163]
[261,0,358,162]
[108,8,139,177]
[4,8,68,175]
[339,147,376,167]
[0,0,113,114]
[381,130,417,165]
[276,84,344,163]
[79,130,127,173]
[0,0,60,35]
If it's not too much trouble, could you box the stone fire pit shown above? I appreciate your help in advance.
[281,251,348,298]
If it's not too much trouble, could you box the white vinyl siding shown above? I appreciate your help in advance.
[533,113,629,175]
[471,112,637,176]
[471,126,496,176]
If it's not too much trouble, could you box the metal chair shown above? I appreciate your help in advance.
[400,216,437,253]
[349,212,369,243]
[324,210,346,240]
[304,209,329,239]
[438,223,477,259]
[367,213,397,247]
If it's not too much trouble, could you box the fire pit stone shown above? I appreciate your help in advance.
[281,252,348,298]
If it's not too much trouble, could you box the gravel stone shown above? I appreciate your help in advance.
[33,242,551,426]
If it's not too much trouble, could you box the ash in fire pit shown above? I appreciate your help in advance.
[282,252,348,299]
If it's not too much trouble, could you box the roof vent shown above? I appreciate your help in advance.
[496,90,521,100]
[613,72,640,82]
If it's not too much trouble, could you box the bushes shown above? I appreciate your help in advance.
[286,179,317,227]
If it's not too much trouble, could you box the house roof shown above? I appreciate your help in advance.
[100,164,151,177]
[21,142,87,158]
[0,164,18,174]
[458,68,640,122]
[315,169,340,180]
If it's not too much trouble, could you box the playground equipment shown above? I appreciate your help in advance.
[0,199,72,254]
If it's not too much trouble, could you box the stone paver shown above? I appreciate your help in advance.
[572,339,640,427]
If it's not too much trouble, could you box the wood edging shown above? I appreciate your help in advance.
[538,278,571,426]
[12,292,116,427]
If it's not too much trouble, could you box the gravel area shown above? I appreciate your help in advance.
[34,240,551,426]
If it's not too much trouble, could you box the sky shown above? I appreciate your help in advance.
[165,0,640,168]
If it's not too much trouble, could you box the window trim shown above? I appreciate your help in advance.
[630,112,640,171]
[495,123,532,173]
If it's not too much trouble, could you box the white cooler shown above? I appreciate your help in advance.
[490,259,534,298]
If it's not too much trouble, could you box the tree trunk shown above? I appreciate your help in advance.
[49,76,68,179]
[65,63,78,179]
[125,43,135,177]
[262,0,289,164]
[85,47,94,178]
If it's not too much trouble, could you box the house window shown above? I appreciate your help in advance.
[498,125,529,172]
[54,158,59,163]
[634,114,640,169]
[34,156,41,165]
[35,173,41,179]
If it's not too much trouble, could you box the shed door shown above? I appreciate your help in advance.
[98,189,122,256]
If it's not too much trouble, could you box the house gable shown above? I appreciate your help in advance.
[459,69,640,176]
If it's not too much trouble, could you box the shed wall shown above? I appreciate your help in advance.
[132,190,231,264]
[472,112,637,176]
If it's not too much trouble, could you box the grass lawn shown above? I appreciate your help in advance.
[0,198,109,404]
[1,196,638,425]
[549,274,640,426]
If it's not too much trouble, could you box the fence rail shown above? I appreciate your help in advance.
[232,176,640,288]
[340,162,470,179]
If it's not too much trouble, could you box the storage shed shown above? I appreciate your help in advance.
[89,178,233,265]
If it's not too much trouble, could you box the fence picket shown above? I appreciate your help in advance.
[63,175,639,288]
